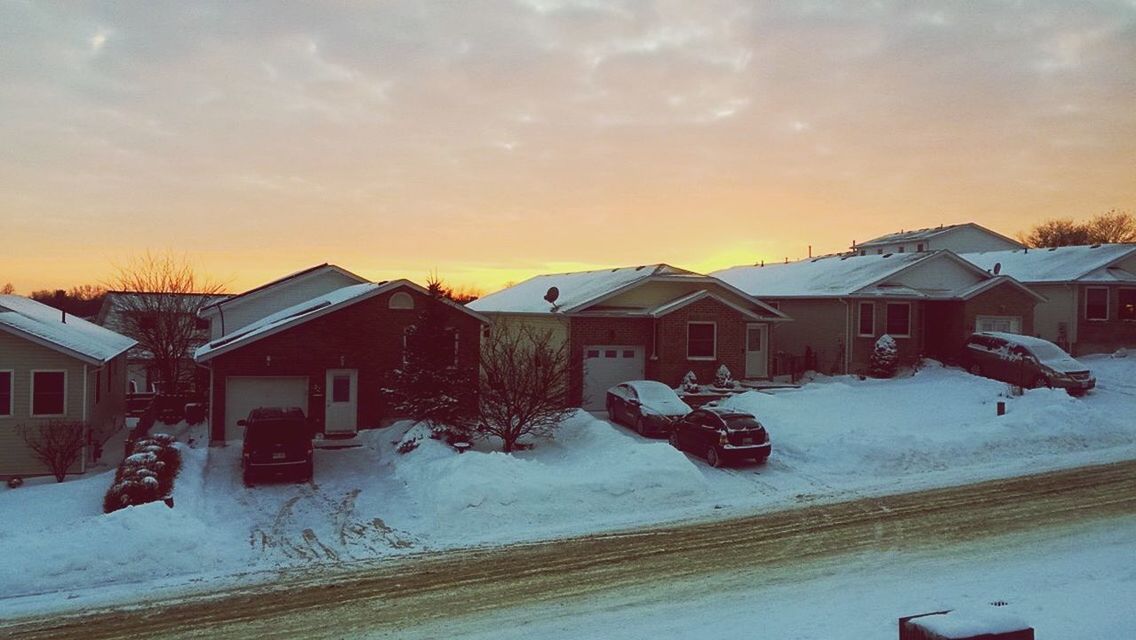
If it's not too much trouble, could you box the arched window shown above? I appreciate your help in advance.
[389,291,414,310]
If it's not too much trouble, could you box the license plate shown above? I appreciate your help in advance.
[742,437,753,445]
[272,452,286,460]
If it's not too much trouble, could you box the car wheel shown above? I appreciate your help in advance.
[668,431,681,450]
[706,447,723,468]
[968,363,982,376]
[635,416,647,436]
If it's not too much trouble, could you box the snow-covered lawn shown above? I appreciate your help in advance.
[1,355,1134,616]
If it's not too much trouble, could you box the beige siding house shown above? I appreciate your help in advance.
[714,251,1042,375]
[852,223,1024,256]
[1,295,134,479]
[962,244,1136,355]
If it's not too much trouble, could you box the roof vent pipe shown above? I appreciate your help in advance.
[54,289,66,323]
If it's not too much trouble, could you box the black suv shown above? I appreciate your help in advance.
[669,407,771,467]
[239,407,314,485]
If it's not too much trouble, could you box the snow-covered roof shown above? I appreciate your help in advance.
[855,222,1022,249]
[199,263,366,315]
[960,244,1136,283]
[714,252,934,298]
[468,264,695,314]
[195,279,487,362]
[0,295,137,364]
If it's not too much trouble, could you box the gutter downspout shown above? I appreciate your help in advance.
[840,298,851,375]
[82,364,88,473]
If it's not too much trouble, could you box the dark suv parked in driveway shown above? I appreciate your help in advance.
[961,332,1095,395]
[669,407,771,467]
[240,407,314,486]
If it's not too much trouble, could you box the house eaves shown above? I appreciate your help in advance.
[645,290,788,322]
[199,263,367,317]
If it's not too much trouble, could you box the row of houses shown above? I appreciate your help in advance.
[3,223,1134,478]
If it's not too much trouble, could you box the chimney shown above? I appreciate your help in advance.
[808,245,813,258]
[54,289,66,323]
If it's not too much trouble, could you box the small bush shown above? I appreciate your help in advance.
[713,365,737,389]
[869,334,899,378]
[103,434,181,513]
[681,371,699,393]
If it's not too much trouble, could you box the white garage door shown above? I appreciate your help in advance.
[224,376,309,441]
[582,345,645,410]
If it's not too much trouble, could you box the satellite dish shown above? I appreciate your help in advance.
[993,262,1002,275]
[544,286,560,304]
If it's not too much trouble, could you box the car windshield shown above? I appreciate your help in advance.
[1025,342,1068,362]
[724,416,761,430]
[245,420,309,446]
[634,383,678,403]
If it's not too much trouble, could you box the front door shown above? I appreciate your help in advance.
[745,324,768,378]
[324,369,358,435]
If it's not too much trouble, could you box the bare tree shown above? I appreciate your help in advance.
[1018,218,1091,248]
[108,252,225,395]
[1,283,14,295]
[477,321,574,453]
[17,421,89,482]
[1086,209,1136,244]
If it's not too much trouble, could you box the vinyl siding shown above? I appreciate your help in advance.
[0,331,87,478]
[210,269,366,338]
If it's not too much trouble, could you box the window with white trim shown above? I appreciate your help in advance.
[31,370,66,417]
[0,370,12,416]
[389,292,415,310]
[1085,287,1109,320]
[687,322,716,359]
[857,302,875,337]
[885,303,911,337]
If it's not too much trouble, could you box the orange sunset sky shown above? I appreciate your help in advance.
[2,2,1134,297]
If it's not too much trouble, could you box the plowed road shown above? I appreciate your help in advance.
[5,460,1136,639]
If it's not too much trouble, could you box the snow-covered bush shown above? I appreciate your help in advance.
[681,371,699,393]
[103,434,181,513]
[869,334,899,378]
[713,364,737,389]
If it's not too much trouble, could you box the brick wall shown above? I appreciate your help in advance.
[656,297,753,387]
[207,287,482,440]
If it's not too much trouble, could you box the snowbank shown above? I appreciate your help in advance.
[393,411,707,540]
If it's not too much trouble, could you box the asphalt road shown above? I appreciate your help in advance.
[4,459,1135,640]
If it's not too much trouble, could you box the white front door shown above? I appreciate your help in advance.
[325,369,358,435]
[582,346,645,411]
[745,324,769,379]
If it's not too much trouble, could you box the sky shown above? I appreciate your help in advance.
[2,1,1134,296]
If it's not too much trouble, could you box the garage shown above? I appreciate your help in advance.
[582,345,644,411]
[224,376,309,441]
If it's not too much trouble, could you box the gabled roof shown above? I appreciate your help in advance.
[194,280,487,362]
[714,252,933,298]
[960,244,1136,283]
[713,250,1014,300]
[646,290,777,321]
[199,263,367,316]
[468,264,693,314]
[0,295,136,365]
[854,222,1024,250]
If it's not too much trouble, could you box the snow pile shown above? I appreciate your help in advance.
[392,412,707,539]
[0,441,240,599]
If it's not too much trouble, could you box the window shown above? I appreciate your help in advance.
[622,350,635,358]
[389,292,415,310]
[857,302,875,337]
[916,243,925,252]
[32,371,66,416]
[976,316,1021,334]
[898,246,905,253]
[0,371,11,416]
[332,375,351,403]
[687,322,716,359]
[1085,287,1109,320]
[586,349,600,358]
[885,303,911,337]
[1120,289,1136,321]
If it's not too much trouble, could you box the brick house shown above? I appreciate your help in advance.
[962,244,1136,355]
[194,279,486,442]
[467,265,789,410]
[1,295,134,478]
[714,251,1043,375]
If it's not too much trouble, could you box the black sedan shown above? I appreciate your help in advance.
[606,380,693,437]
[669,407,771,467]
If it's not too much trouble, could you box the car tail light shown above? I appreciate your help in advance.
[719,432,728,446]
